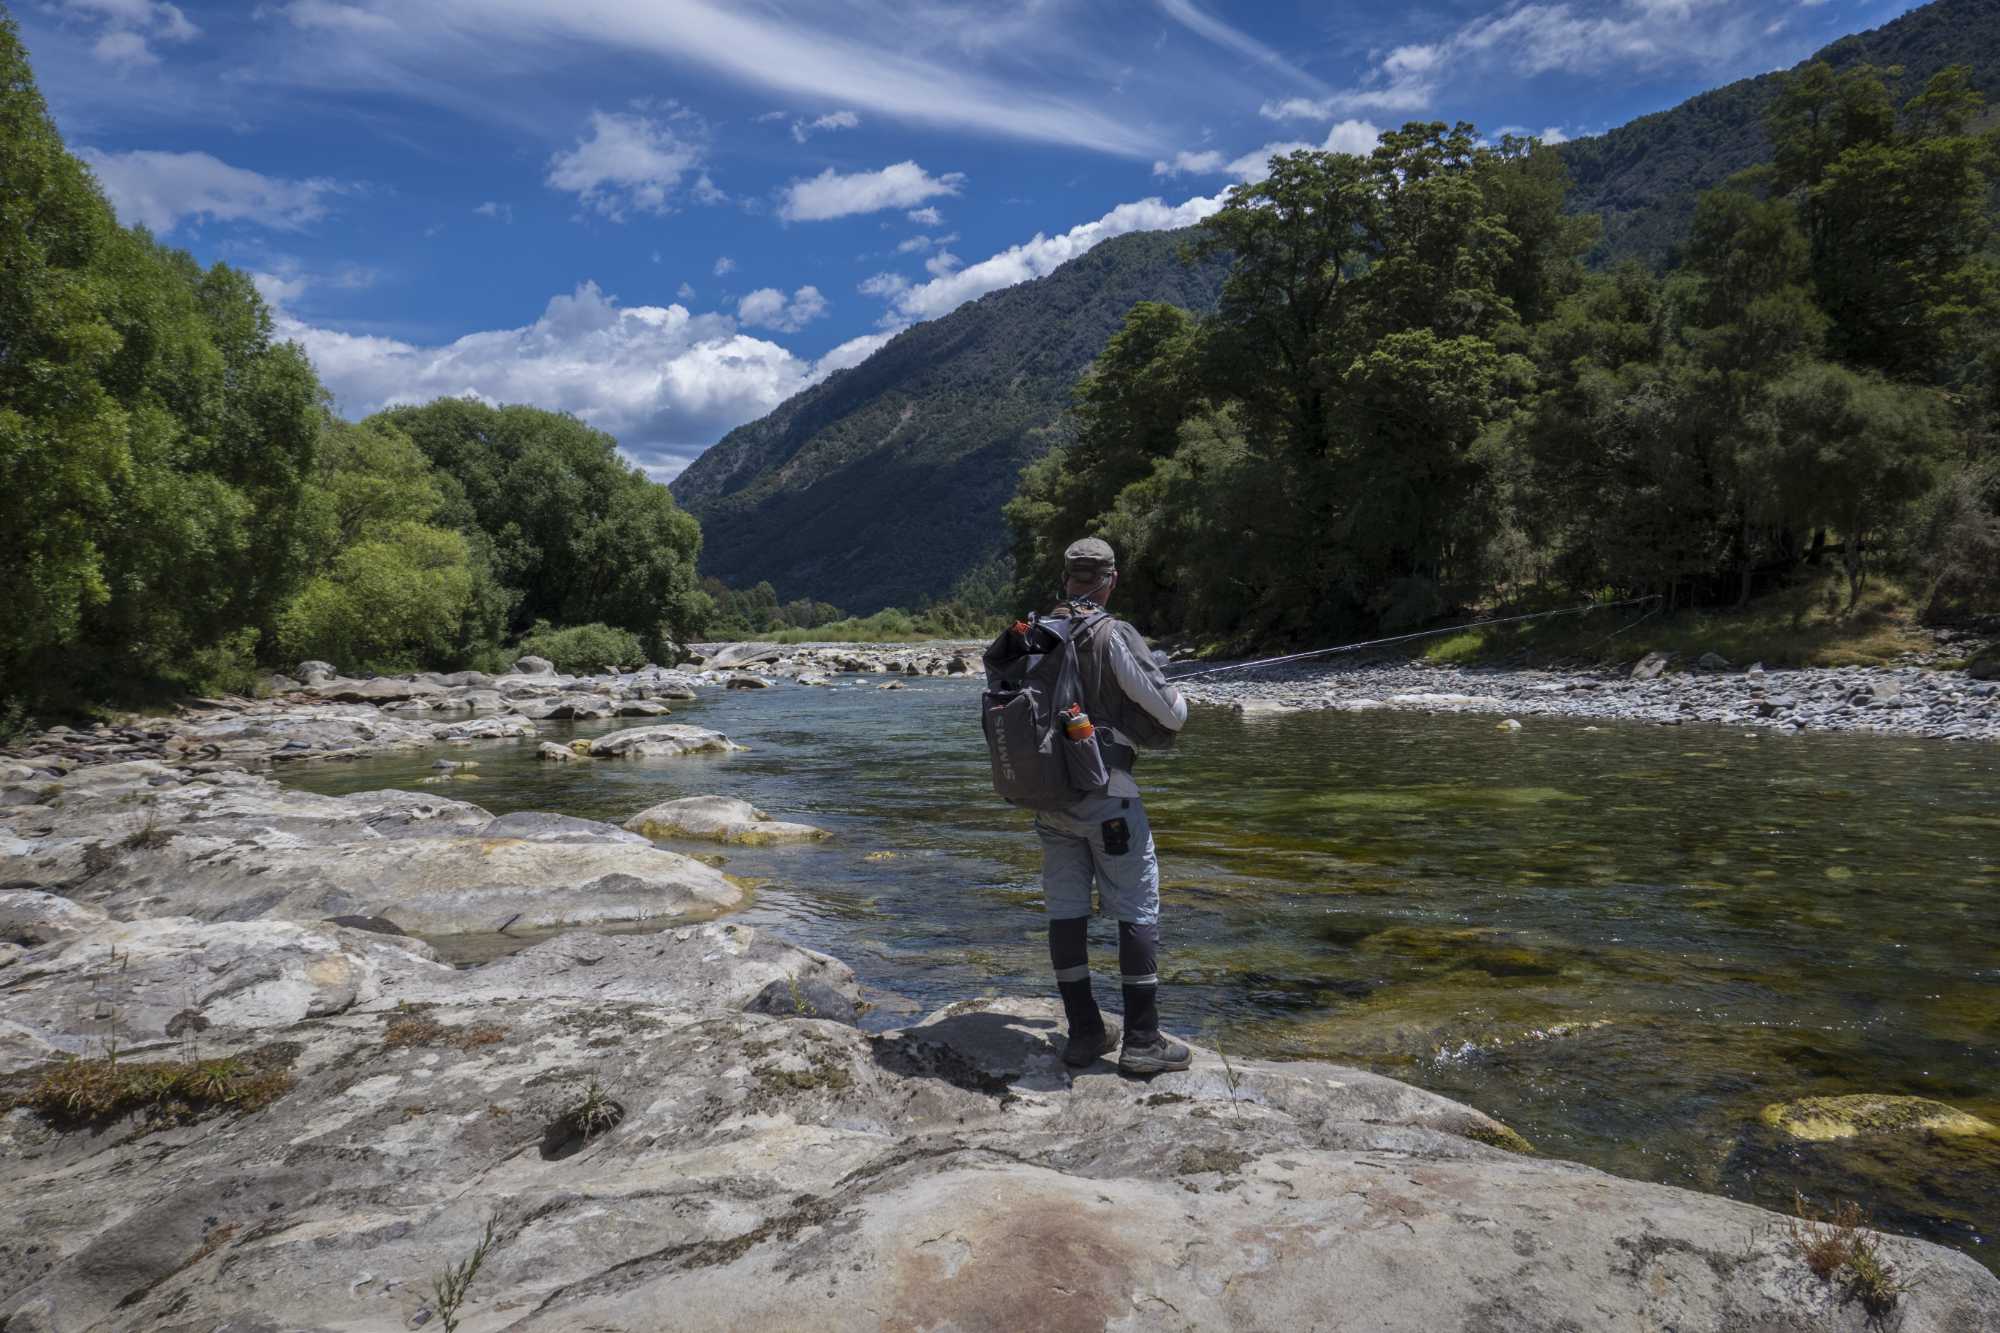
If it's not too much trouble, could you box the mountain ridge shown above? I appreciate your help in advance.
[671,228,1229,611]
[1561,0,2000,266]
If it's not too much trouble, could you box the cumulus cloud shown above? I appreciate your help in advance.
[906,206,943,226]
[1270,0,1770,118]
[676,281,697,300]
[1153,120,1384,184]
[65,0,198,65]
[1152,149,1226,178]
[80,148,345,233]
[736,285,829,333]
[1538,125,1571,144]
[545,110,702,220]
[790,109,861,142]
[778,161,964,223]
[271,280,872,477]
[923,250,961,278]
[858,272,910,298]
[713,256,736,276]
[895,231,957,254]
[877,189,1229,324]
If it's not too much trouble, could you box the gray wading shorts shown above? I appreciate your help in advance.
[1034,791,1160,925]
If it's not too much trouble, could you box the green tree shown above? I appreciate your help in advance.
[372,398,707,650]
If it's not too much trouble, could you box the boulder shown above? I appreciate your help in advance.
[1968,646,1999,681]
[1631,650,1673,680]
[293,659,337,685]
[1759,1094,1999,1142]
[724,673,773,690]
[624,795,830,845]
[1697,651,1732,671]
[512,654,556,675]
[614,699,673,717]
[588,725,742,760]
[705,641,785,670]
[306,676,445,704]
[539,741,583,762]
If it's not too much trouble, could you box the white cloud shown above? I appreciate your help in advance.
[474,200,513,222]
[777,161,964,223]
[790,109,861,142]
[1538,126,1571,145]
[281,0,395,32]
[676,281,696,300]
[880,189,1229,323]
[858,272,910,298]
[437,0,1156,156]
[923,250,961,278]
[895,231,957,254]
[272,280,872,477]
[80,148,344,233]
[545,110,702,220]
[906,206,943,226]
[736,285,829,333]
[67,0,197,65]
[251,271,309,306]
[1278,0,1768,118]
[713,256,736,276]
[1152,149,1226,178]
[1155,119,1383,185]
[92,29,158,65]
[815,329,898,376]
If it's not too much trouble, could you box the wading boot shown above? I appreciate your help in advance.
[1118,1030,1191,1075]
[1063,1021,1121,1068]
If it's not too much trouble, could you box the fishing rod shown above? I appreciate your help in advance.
[1163,594,1665,681]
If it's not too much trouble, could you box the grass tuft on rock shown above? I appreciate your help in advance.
[16,1055,293,1128]
[382,1014,509,1051]
[1788,1193,1912,1316]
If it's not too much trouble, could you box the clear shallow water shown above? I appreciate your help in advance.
[286,678,2000,1267]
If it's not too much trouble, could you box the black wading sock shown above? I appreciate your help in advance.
[1049,916,1102,1034]
[1118,920,1160,1040]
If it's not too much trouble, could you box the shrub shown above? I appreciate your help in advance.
[512,621,646,673]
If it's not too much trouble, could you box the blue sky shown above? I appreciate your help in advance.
[20,0,1923,478]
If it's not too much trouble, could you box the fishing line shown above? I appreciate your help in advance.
[1163,594,1665,682]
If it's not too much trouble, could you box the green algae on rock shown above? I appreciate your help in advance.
[1761,1095,1999,1142]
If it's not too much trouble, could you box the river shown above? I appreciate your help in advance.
[283,674,2000,1268]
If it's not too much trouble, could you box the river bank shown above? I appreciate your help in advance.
[4,737,1998,1330]
[1178,654,2000,742]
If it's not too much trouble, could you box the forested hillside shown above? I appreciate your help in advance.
[1561,0,2000,266]
[671,230,1231,612]
[1011,72,2000,646]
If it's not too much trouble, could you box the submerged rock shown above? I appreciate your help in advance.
[588,724,742,759]
[1760,1094,1999,1142]
[624,795,830,845]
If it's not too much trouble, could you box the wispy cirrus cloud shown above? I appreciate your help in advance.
[1270,0,1781,120]
[61,0,198,66]
[81,148,346,232]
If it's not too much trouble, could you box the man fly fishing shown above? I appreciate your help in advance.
[981,537,1191,1075]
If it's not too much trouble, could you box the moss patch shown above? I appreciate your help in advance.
[1759,1094,1998,1142]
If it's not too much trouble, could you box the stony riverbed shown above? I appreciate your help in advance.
[1180,653,2000,741]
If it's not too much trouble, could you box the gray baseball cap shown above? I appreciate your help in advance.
[1063,537,1116,579]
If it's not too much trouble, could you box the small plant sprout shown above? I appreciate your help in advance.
[430,1214,500,1333]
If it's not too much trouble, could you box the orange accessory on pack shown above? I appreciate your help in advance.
[1062,703,1094,740]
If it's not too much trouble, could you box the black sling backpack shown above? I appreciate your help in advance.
[979,611,1111,810]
